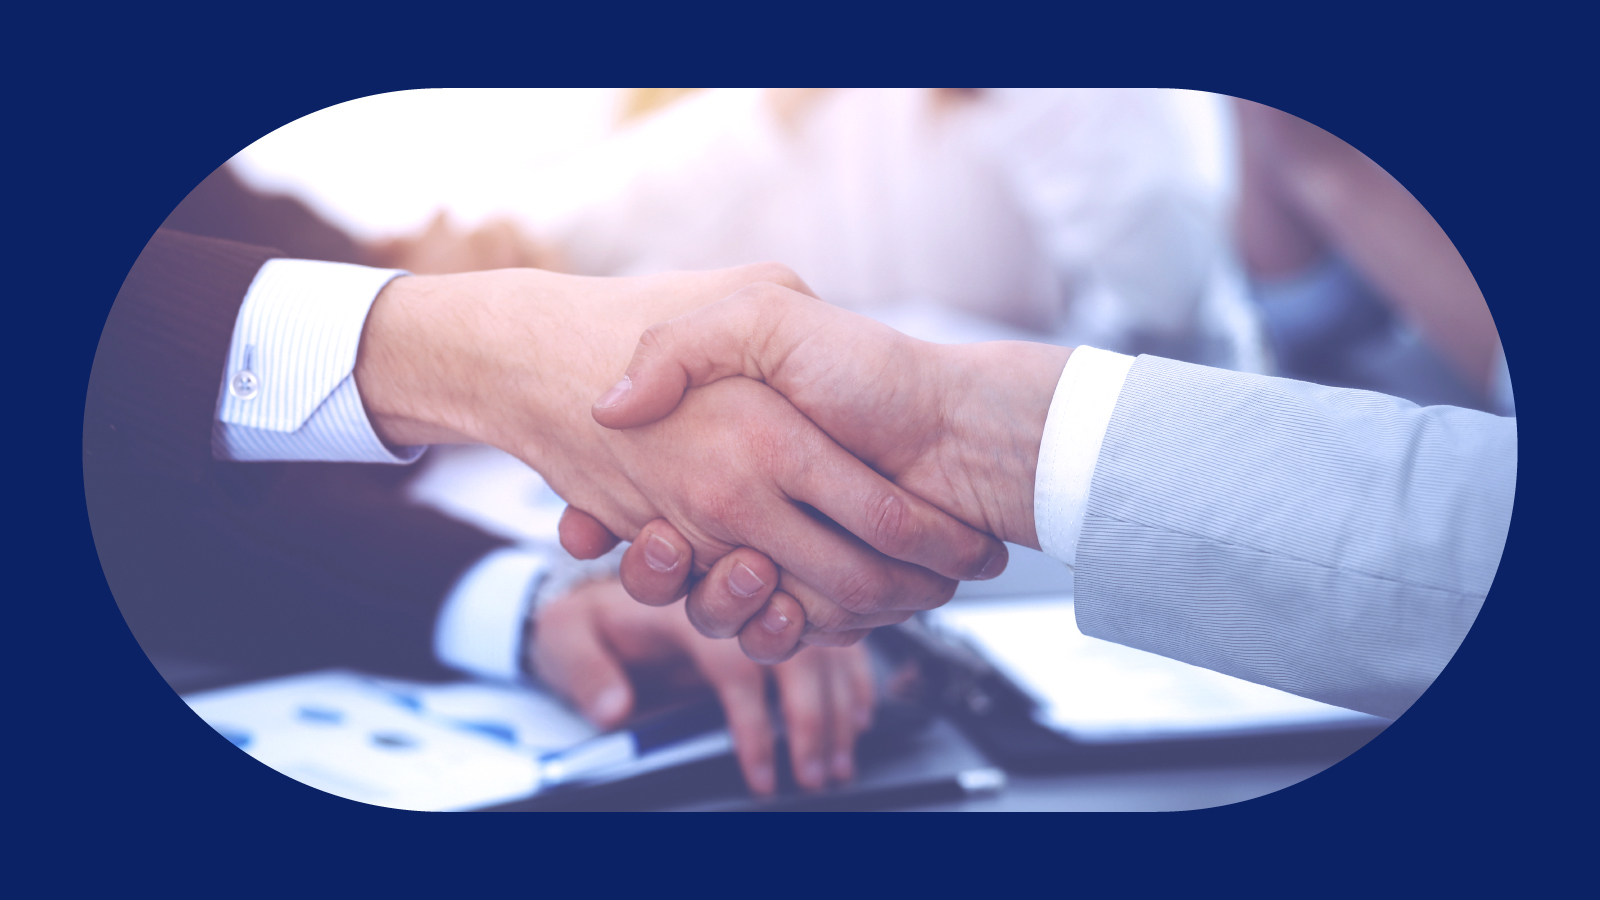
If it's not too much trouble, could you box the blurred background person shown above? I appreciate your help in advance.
[227,89,1504,408]
[1233,98,1510,413]
[542,88,1268,372]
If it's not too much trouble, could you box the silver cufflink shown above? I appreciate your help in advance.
[229,344,260,400]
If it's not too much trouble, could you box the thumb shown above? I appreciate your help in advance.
[591,283,809,430]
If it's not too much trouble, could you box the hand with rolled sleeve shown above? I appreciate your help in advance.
[575,284,1515,718]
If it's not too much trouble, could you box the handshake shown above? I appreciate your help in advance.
[355,262,1073,664]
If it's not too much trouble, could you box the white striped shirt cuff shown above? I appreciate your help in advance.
[434,545,626,682]
[213,258,422,463]
[434,548,551,682]
[1033,346,1137,569]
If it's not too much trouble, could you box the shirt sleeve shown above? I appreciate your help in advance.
[433,545,626,682]
[433,547,552,682]
[212,257,424,463]
[1032,345,1137,568]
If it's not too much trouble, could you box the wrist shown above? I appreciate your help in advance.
[352,267,716,464]
[940,341,1072,550]
[354,273,489,446]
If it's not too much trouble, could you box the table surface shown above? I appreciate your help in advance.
[825,544,1355,812]
[158,543,1371,812]
[906,761,1335,812]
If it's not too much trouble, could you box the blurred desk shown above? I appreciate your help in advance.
[612,544,1365,812]
[160,656,1357,812]
[863,544,1361,812]
[157,541,1370,812]
[905,761,1334,812]
[649,723,1345,813]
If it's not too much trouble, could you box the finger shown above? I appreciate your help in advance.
[846,643,877,734]
[531,601,634,728]
[689,646,777,797]
[781,442,1009,583]
[773,648,832,792]
[617,519,693,607]
[592,283,812,430]
[558,506,622,560]
[728,575,904,665]
[826,656,861,782]
[735,591,807,664]
[682,549,781,639]
[687,496,957,638]
[797,627,875,648]
[778,569,921,632]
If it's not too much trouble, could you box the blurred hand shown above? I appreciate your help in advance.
[351,264,1005,643]
[530,577,875,795]
[576,283,1072,660]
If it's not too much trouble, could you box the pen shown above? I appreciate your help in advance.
[536,698,730,789]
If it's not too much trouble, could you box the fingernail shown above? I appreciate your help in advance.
[644,534,680,573]
[976,548,1008,580]
[801,758,827,788]
[589,685,629,724]
[750,762,775,795]
[759,602,790,634]
[594,376,632,409]
[730,563,767,598]
[832,751,854,781]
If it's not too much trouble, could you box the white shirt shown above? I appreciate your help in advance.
[213,258,1133,679]
[1032,345,1138,569]
[212,259,558,682]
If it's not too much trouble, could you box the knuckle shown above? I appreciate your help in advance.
[732,424,782,470]
[784,705,823,740]
[692,484,752,539]
[867,492,919,558]
[805,600,862,634]
[912,575,959,611]
[635,320,672,353]
[740,261,803,292]
[830,566,895,617]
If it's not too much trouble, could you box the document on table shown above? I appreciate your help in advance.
[927,597,1385,743]
[183,671,598,811]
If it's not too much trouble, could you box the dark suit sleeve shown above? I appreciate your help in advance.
[84,230,508,681]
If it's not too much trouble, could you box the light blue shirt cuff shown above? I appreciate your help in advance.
[434,548,551,682]
[212,257,422,463]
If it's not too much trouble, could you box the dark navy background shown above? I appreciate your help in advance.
[13,5,1582,893]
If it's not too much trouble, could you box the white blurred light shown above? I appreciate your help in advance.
[230,89,623,241]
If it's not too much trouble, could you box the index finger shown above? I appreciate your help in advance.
[685,641,778,797]
[779,436,1008,583]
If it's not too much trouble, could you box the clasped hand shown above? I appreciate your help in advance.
[561,282,1071,662]
[356,264,1017,663]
